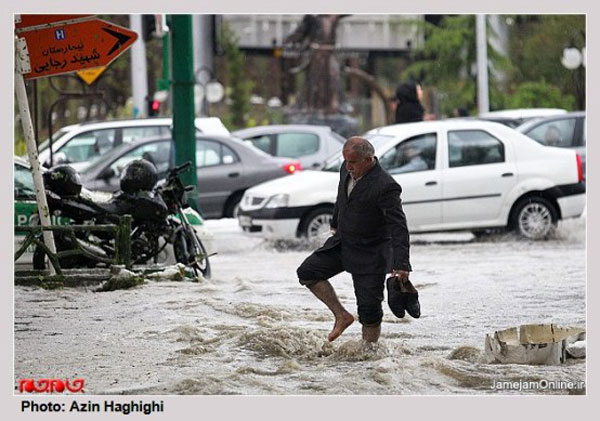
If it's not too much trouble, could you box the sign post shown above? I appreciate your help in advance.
[14,15,138,273]
[14,40,57,273]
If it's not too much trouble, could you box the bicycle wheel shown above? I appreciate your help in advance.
[173,226,211,279]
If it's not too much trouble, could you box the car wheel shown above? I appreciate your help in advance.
[511,196,558,240]
[224,192,243,218]
[300,208,333,241]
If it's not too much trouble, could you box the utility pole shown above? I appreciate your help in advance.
[476,14,489,114]
[130,14,148,118]
[169,15,198,209]
[157,17,171,112]
[193,15,214,116]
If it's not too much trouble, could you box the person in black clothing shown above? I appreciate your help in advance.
[296,137,412,343]
[394,82,424,124]
[453,107,469,117]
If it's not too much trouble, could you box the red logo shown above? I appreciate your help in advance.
[18,379,84,393]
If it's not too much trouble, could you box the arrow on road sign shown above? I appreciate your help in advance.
[17,18,138,80]
[103,27,133,56]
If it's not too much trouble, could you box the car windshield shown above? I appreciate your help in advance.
[84,149,113,171]
[14,163,36,197]
[235,136,273,157]
[322,134,394,172]
[37,128,73,152]
[82,141,137,175]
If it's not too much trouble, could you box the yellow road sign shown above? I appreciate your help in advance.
[76,66,106,85]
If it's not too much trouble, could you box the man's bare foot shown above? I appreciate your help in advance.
[327,312,354,342]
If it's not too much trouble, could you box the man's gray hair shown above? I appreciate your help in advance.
[344,137,375,159]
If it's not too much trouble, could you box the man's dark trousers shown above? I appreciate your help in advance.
[297,243,385,326]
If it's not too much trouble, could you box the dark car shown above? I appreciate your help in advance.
[79,135,301,218]
[517,111,586,176]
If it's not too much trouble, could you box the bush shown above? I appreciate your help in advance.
[505,80,575,110]
[15,138,27,156]
[14,124,27,156]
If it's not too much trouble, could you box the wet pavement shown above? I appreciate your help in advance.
[14,217,586,395]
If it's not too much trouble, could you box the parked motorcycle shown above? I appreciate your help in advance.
[33,159,211,279]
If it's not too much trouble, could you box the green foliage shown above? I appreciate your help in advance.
[402,15,582,115]
[403,15,513,116]
[266,108,285,125]
[508,16,584,85]
[505,80,575,110]
[220,23,254,129]
[15,141,26,156]
[14,127,26,156]
[507,15,585,109]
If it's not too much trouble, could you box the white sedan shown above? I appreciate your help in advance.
[238,120,585,241]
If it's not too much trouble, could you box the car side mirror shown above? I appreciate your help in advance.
[99,167,116,181]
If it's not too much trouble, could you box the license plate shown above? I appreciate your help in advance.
[238,215,252,227]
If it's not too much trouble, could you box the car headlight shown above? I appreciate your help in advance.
[264,193,289,208]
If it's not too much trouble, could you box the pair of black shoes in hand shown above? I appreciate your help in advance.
[386,276,420,319]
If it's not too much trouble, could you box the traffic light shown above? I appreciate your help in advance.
[142,14,167,41]
[142,15,156,42]
[148,98,160,116]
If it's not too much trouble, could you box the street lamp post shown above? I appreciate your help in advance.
[561,46,586,110]
[476,14,489,114]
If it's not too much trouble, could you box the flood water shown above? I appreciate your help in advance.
[14,217,586,395]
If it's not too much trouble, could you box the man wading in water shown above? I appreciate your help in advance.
[297,137,412,343]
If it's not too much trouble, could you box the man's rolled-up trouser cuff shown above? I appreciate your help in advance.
[357,306,383,326]
[296,267,323,287]
[298,277,321,287]
[296,247,343,287]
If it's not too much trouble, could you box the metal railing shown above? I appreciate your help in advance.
[14,215,132,277]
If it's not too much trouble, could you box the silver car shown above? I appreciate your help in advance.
[37,117,230,172]
[79,135,301,218]
[232,124,345,170]
[517,111,586,177]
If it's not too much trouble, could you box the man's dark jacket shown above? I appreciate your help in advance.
[318,158,412,274]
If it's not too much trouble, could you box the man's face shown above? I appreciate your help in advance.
[403,145,419,159]
[343,148,373,180]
